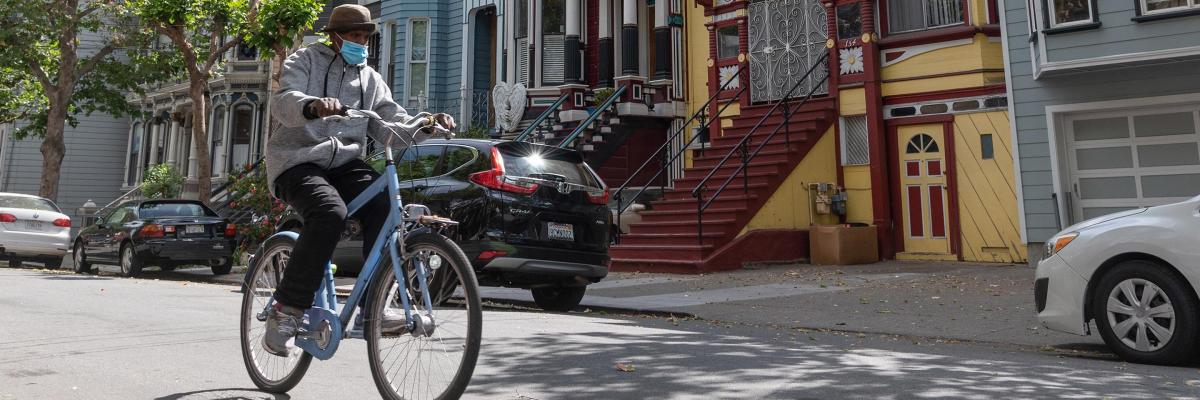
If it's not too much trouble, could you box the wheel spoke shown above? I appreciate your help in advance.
[1119,280,1140,307]
[1145,318,1173,343]
[1113,317,1137,338]
[1106,300,1135,316]
[1148,304,1174,318]
[1134,322,1152,351]
[1140,284,1160,308]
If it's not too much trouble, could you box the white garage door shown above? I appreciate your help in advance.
[1066,107,1200,221]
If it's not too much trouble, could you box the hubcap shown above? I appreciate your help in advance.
[1106,278,1175,352]
[121,247,132,274]
[74,244,82,267]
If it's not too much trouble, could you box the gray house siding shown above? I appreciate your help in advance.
[382,0,465,117]
[1041,0,1200,63]
[1004,0,1200,251]
[1,112,132,228]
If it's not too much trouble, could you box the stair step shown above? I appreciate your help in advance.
[663,182,773,201]
[650,194,758,211]
[582,144,595,151]
[709,132,812,147]
[673,173,777,190]
[609,118,621,125]
[609,244,715,260]
[600,126,613,134]
[680,161,786,177]
[616,232,728,246]
[637,207,746,223]
[591,135,605,143]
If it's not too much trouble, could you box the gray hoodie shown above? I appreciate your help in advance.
[267,42,432,195]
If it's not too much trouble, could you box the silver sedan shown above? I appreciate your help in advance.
[0,192,71,269]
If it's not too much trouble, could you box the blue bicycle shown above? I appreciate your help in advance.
[238,109,482,399]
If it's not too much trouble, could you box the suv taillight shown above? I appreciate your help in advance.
[469,147,538,195]
[586,188,610,205]
[225,223,237,237]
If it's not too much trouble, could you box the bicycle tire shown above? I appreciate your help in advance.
[366,232,482,400]
[239,235,313,393]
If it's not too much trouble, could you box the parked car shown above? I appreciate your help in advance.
[73,199,238,277]
[0,192,71,269]
[1036,195,1200,365]
[276,139,612,311]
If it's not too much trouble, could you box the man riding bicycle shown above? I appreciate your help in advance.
[262,4,456,356]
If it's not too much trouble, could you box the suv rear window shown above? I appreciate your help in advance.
[500,148,602,188]
[0,195,60,212]
[139,202,217,218]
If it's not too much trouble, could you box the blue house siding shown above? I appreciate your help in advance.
[1003,0,1200,253]
[382,0,465,117]
[1,112,132,227]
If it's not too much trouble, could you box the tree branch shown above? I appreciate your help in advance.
[76,43,117,79]
[24,57,55,93]
[203,36,241,73]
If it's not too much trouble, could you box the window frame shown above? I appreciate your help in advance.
[883,0,969,35]
[1042,0,1099,30]
[1138,0,1199,16]
[405,17,432,104]
[715,24,740,60]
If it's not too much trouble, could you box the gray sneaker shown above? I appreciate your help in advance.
[353,309,409,336]
[262,303,305,357]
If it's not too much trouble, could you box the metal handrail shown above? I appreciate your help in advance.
[558,85,627,149]
[691,53,830,245]
[612,65,747,236]
[92,184,145,218]
[514,93,570,142]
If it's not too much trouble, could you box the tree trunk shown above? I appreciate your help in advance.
[38,93,69,201]
[188,77,212,204]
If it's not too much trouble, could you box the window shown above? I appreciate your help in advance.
[906,134,939,153]
[516,0,529,38]
[837,3,863,40]
[542,0,566,85]
[228,104,253,172]
[887,0,964,33]
[1047,0,1093,27]
[841,116,870,165]
[396,145,443,182]
[128,122,143,186]
[443,146,480,179]
[140,202,218,218]
[0,195,61,212]
[407,18,430,102]
[367,31,382,72]
[105,208,131,226]
[716,25,739,60]
[981,134,994,160]
[1142,0,1197,14]
[211,106,225,177]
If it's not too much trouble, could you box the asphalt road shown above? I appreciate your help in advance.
[2,266,1199,399]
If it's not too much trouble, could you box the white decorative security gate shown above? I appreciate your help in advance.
[747,0,829,103]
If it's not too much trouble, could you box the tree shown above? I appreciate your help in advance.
[0,0,171,201]
[130,0,322,204]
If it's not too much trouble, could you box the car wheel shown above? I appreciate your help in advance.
[44,258,63,269]
[211,257,233,275]
[73,241,93,274]
[119,243,144,277]
[1091,260,1200,365]
[531,286,587,312]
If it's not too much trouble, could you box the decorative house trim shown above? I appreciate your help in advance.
[1036,45,1200,77]
[881,37,974,67]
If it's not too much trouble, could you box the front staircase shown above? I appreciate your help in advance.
[609,97,838,273]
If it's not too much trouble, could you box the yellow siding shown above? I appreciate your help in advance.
[740,127,839,235]
[881,39,987,82]
[843,165,873,223]
[952,111,1028,263]
[839,88,867,115]
[879,36,1006,97]
[683,0,716,169]
[882,73,990,97]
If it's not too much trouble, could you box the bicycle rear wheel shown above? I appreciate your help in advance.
[239,235,312,393]
[366,232,482,400]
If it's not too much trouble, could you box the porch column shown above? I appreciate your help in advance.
[564,0,582,84]
[620,0,638,75]
[598,0,614,87]
[651,0,670,82]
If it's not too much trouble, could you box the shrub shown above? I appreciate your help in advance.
[141,163,184,199]
[226,164,293,256]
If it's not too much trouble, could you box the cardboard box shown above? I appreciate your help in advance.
[809,225,878,265]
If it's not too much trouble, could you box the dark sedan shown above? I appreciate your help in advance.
[73,200,238,276]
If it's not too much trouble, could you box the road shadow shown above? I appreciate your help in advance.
[464,313,1200,399]
[154,388,289,400]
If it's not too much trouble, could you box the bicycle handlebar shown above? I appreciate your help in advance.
[325,107,455,162]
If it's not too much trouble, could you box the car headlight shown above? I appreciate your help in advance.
[1043,232,1079,259]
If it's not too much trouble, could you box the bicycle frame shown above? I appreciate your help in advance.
[259,111,444,361]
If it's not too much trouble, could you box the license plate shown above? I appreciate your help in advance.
[23,220,43,231]
[546,222,574,241]
[186,225,204,234]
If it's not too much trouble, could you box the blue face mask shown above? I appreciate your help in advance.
[337,34,369,65]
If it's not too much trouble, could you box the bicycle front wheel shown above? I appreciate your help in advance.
[239,235,312,393]
[366,232,482,400]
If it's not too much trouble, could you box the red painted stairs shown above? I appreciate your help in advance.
[608,97,838,273]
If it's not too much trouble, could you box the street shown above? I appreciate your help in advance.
[2,265,1199,399]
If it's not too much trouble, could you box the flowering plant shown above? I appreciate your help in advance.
[226,163,294,255]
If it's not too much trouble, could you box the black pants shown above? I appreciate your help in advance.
[272,159,391,309]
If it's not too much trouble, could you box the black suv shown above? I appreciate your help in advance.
[278,139,612,311]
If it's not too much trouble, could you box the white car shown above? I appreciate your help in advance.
[0,192,71,269]
[1036,195,1200,365]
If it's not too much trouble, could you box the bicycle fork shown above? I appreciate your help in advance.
[388,231,438,338]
